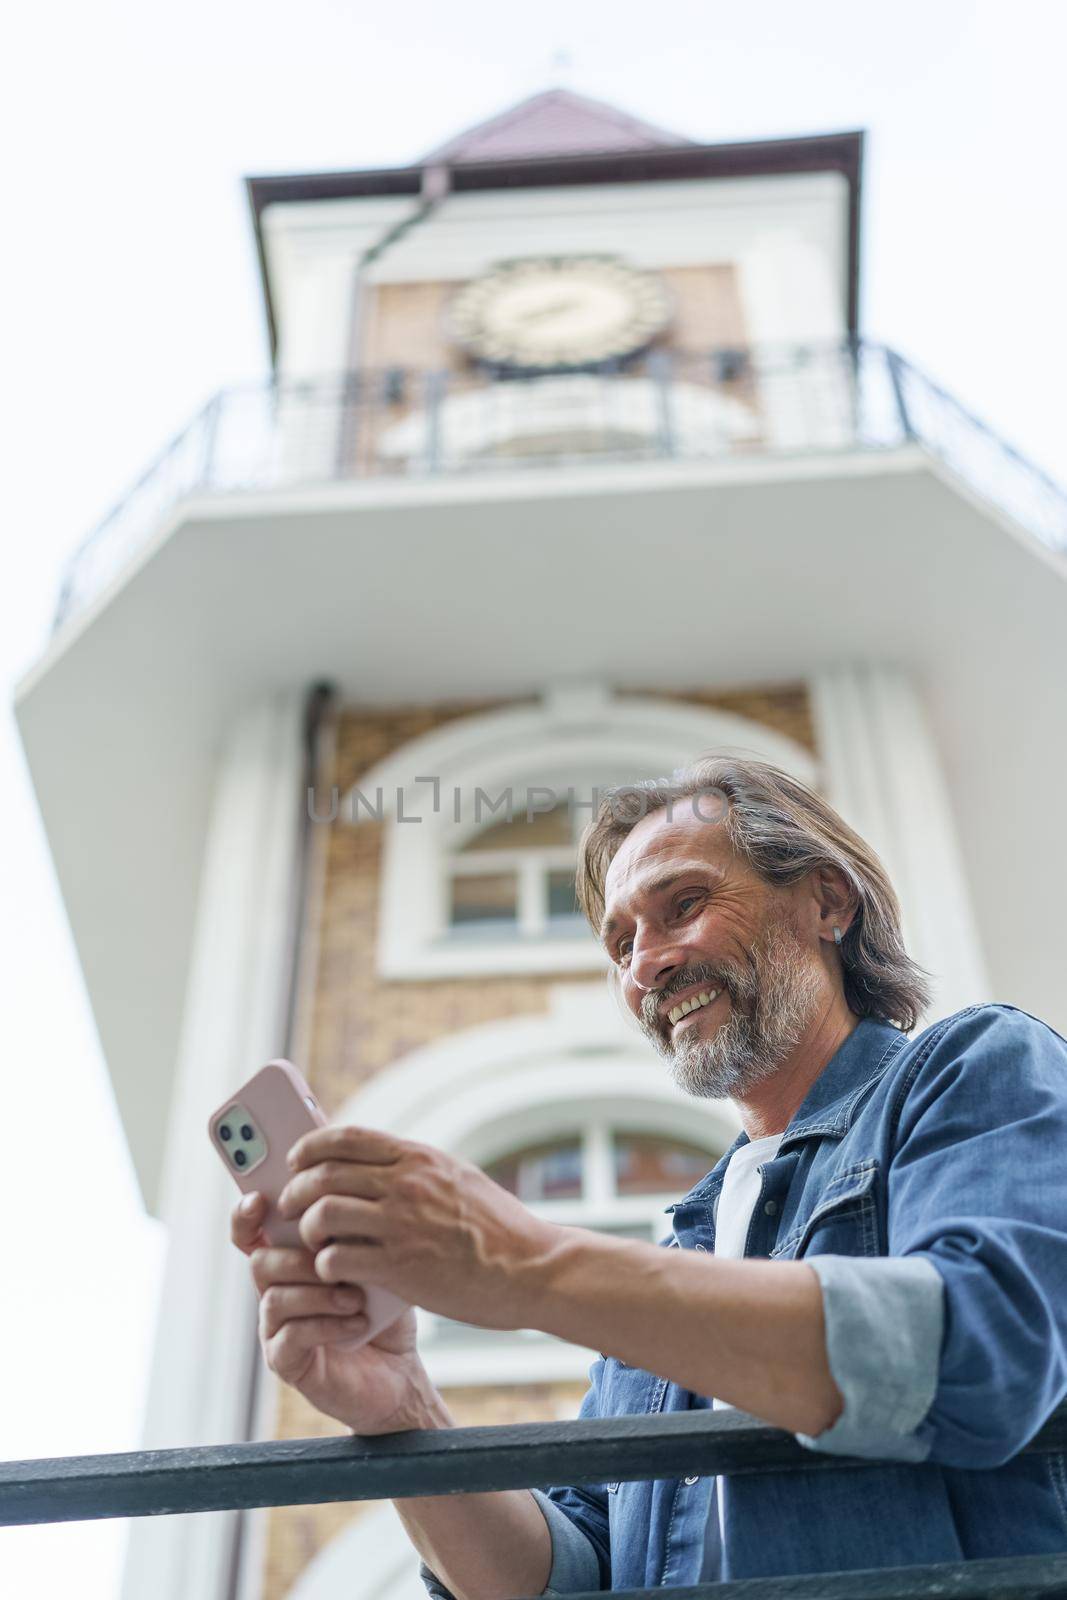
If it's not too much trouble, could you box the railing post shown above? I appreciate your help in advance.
[52,570,76,633]
[334,368,361,482]
[843,334,862,446]
[886,347,916,443]
[199,390,224,490]
[423,370,445,473]
[647,348,675,458]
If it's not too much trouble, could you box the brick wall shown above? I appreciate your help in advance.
[258,682,815,1600]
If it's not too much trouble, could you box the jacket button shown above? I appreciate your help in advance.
[764,1199,779,1216]
[694,1243,709,1252]
[684,1476,700,1486]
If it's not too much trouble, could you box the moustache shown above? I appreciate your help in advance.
[640,963,733,1031]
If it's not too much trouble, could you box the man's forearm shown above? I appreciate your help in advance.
[389,1380,553,1600]
[531,1228,844,1438]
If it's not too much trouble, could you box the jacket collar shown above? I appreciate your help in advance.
[668,1015,909,1211]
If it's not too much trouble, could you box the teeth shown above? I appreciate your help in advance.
[668,990,719,1026]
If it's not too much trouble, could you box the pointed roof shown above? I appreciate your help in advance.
[422,88,692,165]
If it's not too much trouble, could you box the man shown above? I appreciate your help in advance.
[231,756,1067,1594]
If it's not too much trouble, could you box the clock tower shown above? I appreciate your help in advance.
[247,87,858,479]
[15,84,1067,1600]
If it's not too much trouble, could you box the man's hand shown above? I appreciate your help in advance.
[231,1191,442,1436]
[277,1126,565,1330]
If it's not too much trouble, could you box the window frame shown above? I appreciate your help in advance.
[445,807,584,940]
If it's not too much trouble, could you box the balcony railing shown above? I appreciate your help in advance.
[52,341,1067,633]
[5,1403,1067,1597]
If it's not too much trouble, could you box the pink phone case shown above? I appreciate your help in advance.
[207,1059,409,1348]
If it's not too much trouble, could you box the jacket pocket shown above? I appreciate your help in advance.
[769,1158,882,1261]
[603,1368,669,1493]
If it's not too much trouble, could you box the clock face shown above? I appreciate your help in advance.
[450,256,671,370]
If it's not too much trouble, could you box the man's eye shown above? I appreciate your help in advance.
[676,895,701,915]
[616,937,633,962]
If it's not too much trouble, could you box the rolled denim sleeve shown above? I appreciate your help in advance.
[795,1252,944,1460]
[418,1491,602,1598]
[803,1005,1067,1470]
[418,1559,454,1599]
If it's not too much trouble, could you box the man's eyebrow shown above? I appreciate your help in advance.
[599,862,726,944]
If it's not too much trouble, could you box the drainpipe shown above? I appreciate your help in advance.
[346,162,452,370]
[337,164,451,473]
[281,680,338,1060]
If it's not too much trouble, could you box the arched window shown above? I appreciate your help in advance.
[485,1127,716,1233]
[447,800,583,938]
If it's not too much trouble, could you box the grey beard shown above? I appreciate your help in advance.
[639,921,825,1100]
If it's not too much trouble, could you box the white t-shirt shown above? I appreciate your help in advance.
[708,1130,785,1552]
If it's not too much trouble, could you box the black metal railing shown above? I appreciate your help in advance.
[4,1403,1067,1597]
[51,340,1067,632]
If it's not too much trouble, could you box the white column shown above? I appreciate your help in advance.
[121,692,305,1600]
[809,663,991,1028]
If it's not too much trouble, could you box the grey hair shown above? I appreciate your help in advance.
[576,754,933,1033]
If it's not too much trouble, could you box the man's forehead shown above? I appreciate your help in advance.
[604,800,733,894]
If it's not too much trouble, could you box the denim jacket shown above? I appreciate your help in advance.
[420,1003,1067,1591]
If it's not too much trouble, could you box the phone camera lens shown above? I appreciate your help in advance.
[240,1124,254,1142]
[234,1150,247,1167]
[219,1125,232,1142]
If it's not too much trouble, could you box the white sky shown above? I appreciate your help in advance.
[1,1,1064,1593]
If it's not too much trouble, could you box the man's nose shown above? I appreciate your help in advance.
[629,938,687,997]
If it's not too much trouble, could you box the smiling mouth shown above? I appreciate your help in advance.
[667,989,721,1029]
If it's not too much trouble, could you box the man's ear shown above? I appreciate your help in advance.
[815,863,856,937]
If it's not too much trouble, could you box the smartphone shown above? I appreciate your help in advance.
[208,1058,409,1348]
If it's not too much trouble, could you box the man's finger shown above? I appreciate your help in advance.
[231,1193,268,1255]
[314,1239,384,1286]
[249,1245,322,1293]
[278,1160,388,1219]
[260,1282,365,1339]
[286,1124,404,1174]
[265,1315,370,1381]
[298,1194,384,1254]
